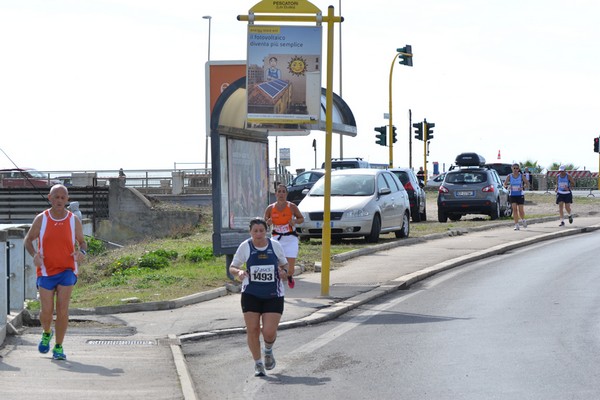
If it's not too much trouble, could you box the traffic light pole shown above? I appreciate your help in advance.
[388,46,413,168]
[423,121,428,183]
[388,52,401,168]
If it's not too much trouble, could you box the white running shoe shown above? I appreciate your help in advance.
[254,362,266,377]
[514,224,520,231]
[521,219,527,228]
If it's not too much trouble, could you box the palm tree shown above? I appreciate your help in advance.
[520,160,541,173]
[548,162,578,171]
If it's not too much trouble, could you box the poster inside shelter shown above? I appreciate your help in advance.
[246,25,322,127]
[226,138,269,229]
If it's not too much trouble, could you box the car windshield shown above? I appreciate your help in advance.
[310,175,374,196]
[446,171,487,184]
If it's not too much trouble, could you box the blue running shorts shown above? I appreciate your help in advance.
[37,269,78,291]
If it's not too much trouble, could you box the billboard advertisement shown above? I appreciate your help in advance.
[246,25,322,126]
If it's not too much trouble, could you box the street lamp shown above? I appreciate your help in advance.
[202,16,212,61]
[203,16,212,173]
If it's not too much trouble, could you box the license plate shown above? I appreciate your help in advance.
[456,190,475,197]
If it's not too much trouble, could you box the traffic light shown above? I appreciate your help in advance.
[397,45,413,67]
[375,126,387,146]
[595,137,599,153]
[392,126,398,143]
[425,120,435,140]
[413,122,423,141]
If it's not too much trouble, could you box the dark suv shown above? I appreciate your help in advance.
[437,154,511,222]
[286,169,325,205]
[389,168,426,222]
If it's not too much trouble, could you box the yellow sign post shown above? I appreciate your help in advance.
[239,0,343,297]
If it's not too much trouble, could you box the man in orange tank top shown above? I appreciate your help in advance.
[265,184,304,288]
[25,184,87,360]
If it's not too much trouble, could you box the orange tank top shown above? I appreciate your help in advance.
[37,210,77,277]
[271,202,293,234]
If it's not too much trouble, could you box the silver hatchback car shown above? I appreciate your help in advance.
[296,169,411,243]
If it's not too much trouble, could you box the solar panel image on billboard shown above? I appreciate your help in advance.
[258,79,288,98]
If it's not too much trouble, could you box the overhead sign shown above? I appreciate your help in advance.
[246,25,322,126]
[249,0,321,14]
[279,147,290,166]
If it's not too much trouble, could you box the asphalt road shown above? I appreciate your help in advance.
[183,231,600,399]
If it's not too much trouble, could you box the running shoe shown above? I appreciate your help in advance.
[559,221,565,227]
[52,344,67,360]
[254,362,266,377]
[514,224,520,231]
[38,330,53,354]
[521,219,527,228]
[288,276,295,289]
[264,348,276,370]
[568,215,573,224]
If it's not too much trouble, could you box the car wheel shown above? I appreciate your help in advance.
[503,199,513,217]
[438,208,448,223]
[365,214,381,243]
[490,201,500,220]
[411,206,421,222]
[395,212,410,238]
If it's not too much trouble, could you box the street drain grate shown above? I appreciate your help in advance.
[86,339,157,346]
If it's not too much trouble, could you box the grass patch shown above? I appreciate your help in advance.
[52,192,599,310]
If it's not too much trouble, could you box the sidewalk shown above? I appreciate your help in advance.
[2,215,600,400]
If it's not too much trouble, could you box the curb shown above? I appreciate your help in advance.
[178,223,600,342]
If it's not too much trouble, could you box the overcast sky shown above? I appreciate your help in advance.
[1,0,599,174]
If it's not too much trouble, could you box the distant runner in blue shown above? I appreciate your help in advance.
[555,165,575,226]
[229,217,289,377]
[504,163,529,231]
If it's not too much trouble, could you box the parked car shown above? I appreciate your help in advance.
[388,167,427,222]
[286,169,325,205]
[484,162,513,182]
[296,168,410,243]
[0,168,60,188]
[426,172,447,188]
[321,157,370,170]
[437,153,512,222]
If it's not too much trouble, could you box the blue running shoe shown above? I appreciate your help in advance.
[38,330,53,354]
[52,344,67,360]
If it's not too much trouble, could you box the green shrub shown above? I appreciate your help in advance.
[85,236,107,255]
[150,249,178,260]
[138,252,170,270]
[184,246,214,263]
[109,255,137,274]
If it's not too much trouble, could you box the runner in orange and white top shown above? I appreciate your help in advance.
[24,184,87,361]
[264,184,304,288]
